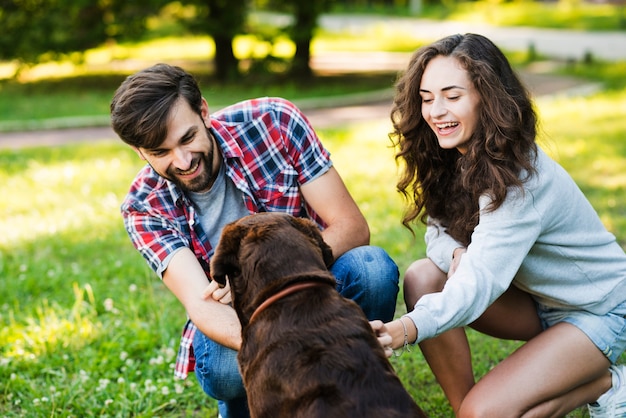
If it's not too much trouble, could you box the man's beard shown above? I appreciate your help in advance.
[165,150,216,193]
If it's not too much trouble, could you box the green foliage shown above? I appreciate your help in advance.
[0,0,166,64]
[0,0,106,62]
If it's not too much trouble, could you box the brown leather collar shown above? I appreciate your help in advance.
[249,281,331,323]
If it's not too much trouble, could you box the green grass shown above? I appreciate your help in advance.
[334,0,625,31]
[2,75,626,416]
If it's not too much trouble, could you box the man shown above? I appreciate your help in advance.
[111,63,399,418]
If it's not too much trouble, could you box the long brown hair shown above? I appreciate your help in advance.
[390,33,537,246]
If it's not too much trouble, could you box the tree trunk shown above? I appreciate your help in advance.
[291,38,313,79]
[213,34,239,81]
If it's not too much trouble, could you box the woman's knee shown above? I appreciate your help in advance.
[404,258,447,308]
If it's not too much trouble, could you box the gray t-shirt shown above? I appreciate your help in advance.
[161,163,249,273]
[188,163,250,251]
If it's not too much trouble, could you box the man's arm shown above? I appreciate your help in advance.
[162,247,242,350]
[300,166,369,258]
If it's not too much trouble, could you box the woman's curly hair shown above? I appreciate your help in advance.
[390,33,538,246]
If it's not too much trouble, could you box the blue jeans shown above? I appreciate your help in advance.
[192,245,399,418]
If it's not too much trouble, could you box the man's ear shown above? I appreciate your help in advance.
[201,97,211,127]
[132,146,147,161]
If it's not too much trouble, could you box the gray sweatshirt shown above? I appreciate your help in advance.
[408,147,626,343]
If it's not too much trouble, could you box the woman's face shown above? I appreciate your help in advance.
[419,55,480,154]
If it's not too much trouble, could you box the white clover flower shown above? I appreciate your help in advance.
[149,355,164,365]
[103,298,115,312]
[161,386,170,395]
[129,284,137,292]
[120,351,129,361]
[97,378,110,391]
[78,370,90,383]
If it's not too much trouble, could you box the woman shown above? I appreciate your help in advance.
[374,33,626,417]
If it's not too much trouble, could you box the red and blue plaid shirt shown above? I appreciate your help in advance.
[121,97,331,379]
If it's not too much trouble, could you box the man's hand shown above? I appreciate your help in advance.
[370,320,394,358]
[202,279,232,305]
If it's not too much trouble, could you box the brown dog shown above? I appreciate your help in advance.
[210,212,426,418]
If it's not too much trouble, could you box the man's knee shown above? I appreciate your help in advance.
[193,333,245,400]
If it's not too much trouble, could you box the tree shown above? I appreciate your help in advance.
[181,0,248,80]
[289,1,329,78]
[0,0,164,66]
[262,0,335,78]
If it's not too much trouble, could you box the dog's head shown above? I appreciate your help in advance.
[210,212,335,325]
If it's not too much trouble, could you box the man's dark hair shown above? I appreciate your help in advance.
[110,63,203,149]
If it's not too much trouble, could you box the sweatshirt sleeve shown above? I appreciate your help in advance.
[407,186,543,343]
[425,218,465,273]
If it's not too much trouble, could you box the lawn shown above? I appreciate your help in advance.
[2,79,625,415]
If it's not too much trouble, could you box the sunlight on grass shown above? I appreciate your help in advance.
[450,0,622,29]
[1,283,99,361]
[537,90,626,244]
[538,91,626,190]
[4,27,422,82]
[319,119,425,272]
[0,148,140,246]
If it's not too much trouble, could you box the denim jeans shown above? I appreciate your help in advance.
[192,245,399,418]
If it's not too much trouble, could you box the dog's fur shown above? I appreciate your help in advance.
[211,212,426,418]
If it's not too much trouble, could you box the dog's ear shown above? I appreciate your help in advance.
[288,216,335,268]
[210,221,249,286]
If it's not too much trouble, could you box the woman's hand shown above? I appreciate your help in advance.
[202,279,232,305]
[370,320,394,358]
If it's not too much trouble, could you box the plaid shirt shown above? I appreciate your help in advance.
[121,97,331,379]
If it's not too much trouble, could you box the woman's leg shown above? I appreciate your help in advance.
[458,322,611,418]
[404,258,475,414]
[404,258,543,415]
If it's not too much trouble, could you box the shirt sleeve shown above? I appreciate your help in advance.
[425,218,465,273]
[122,201,191,279]
[407,186,543,342]
[272,98,332,185]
